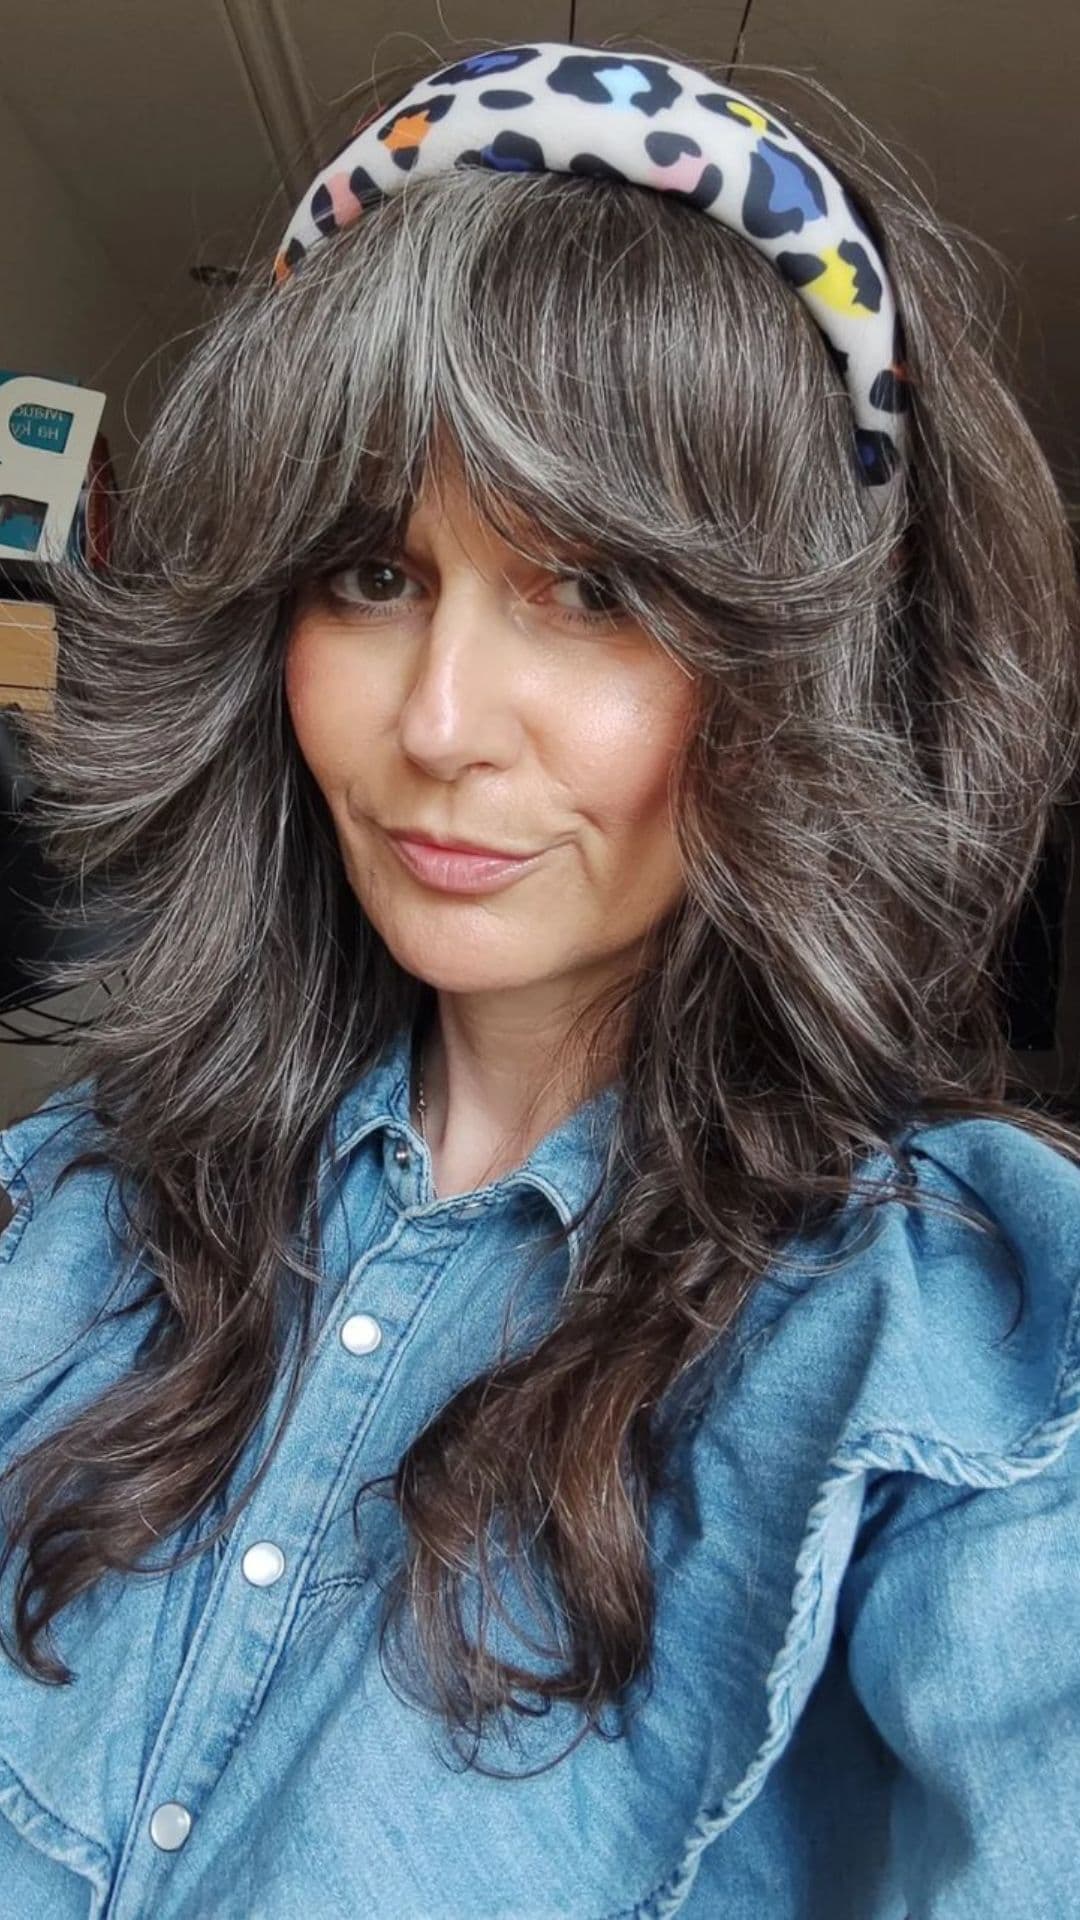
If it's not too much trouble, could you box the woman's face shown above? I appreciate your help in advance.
[284,471,697,1002]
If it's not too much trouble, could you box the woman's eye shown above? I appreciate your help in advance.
[326,561,416,609]
[322,561,625,628]
[549,572,625,624]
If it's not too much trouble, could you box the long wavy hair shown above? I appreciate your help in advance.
[2,44,1080,1760]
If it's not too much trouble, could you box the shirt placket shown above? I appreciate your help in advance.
[104,1124,474,1920]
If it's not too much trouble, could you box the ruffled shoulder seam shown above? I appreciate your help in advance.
[609,1336,1080,1920]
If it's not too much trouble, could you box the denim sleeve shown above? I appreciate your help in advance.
[0,1077,101,1272]
[835,1120,1080,1920]
[0,1077,130,1454]
[838,1446,1080,1919]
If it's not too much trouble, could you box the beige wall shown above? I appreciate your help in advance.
[0,93,165,482]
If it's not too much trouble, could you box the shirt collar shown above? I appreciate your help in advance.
[325,1020,623,1272]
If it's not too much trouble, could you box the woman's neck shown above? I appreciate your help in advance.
[409,992,620,1199]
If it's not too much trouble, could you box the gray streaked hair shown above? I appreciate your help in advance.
[2,51,1078,1772]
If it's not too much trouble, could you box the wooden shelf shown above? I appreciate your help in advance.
[0,599,56,712]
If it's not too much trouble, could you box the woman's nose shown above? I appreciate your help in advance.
[396,581,522,776]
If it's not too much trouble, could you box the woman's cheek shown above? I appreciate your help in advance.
[283,625,309,719]
[284,622,333,762]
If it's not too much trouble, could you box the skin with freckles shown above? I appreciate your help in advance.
[284,467,698,1196]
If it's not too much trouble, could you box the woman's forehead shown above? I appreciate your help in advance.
[401,466,600,573]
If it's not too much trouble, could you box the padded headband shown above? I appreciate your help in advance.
[274,42,910,502]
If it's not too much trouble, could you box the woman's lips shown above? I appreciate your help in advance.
[386,832,544,894]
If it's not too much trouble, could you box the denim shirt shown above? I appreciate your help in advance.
[1,1025,1078,1920]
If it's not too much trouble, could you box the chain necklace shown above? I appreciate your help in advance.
[415,1036,435,1197]
[415,1046,427,1142]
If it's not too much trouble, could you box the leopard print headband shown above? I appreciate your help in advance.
[273,42,910,504]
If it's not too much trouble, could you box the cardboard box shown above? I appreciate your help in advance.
[0,372,105,564]
[0,599,56,713]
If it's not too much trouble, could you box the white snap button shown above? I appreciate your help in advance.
[341,1312,383,1355]
[241,1541,286,1587]
[393,1139,411,1165]
[149,1801,192,1851]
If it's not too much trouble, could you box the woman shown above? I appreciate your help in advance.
[0,37,1078,1920]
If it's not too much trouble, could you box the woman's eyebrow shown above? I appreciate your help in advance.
[398,531,581,574]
